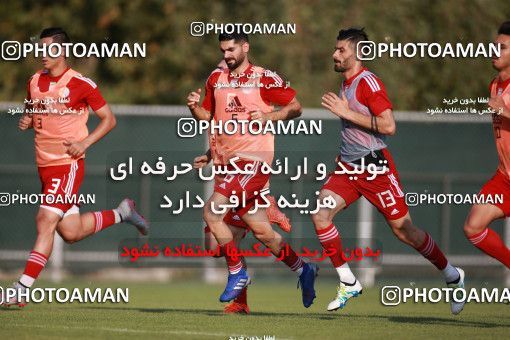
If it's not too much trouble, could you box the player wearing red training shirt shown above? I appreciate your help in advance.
[196,61,291,315]
[187,32,318,308]
[313,28,465,314]
[1,27,148,307]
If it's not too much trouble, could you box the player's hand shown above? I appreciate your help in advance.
[187,88,202,110]
[322,91,350,118]
[18,115,33,131]
[63,140,87,158]
[193,154,210,168]
[249,110,268,123]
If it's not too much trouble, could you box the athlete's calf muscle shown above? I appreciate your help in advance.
[312,189,346,229]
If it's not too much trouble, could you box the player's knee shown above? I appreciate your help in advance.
[232,228,247,244]
[392,227,408,242]
[203,209,220,226]
[35,213,59,235]
[463,221,483,238]
[252,229,274,246]
[390,219,412,240]
[64,238,78,245]
[59,231,80,244]
[203,226,223,257]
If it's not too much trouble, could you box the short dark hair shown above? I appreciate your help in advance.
[337,27,368,47]
[498,21,510,35]
[40,27,70,44]
[218,32,249,44]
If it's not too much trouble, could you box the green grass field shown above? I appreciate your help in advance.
[1,279,509,339]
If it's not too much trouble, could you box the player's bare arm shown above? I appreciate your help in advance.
[187,88,211,121]
[64,104,116,158]
[321,91,396,135]
[250,97,302,122]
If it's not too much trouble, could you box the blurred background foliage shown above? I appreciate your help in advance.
[0,0,509,109]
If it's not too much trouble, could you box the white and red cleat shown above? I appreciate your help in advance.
[117,198,149,236]
[1,282,27,308]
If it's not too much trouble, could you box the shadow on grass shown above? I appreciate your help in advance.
[81,306,507,328]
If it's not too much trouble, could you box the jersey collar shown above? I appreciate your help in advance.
[343,67,368,86]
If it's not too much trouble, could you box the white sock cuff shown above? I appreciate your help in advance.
[335,263,356,283]
[19,274,35,288]
[113,209,122,224]
[442,262,459,282]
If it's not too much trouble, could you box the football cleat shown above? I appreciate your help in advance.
[327,280,363,311]
[1,282,28,308]
[447,267,466,315]
[266,195,292,233]
[297,262,319,308]
[223,301,250,314]
[117,198,149,235]
[220,268,251,302]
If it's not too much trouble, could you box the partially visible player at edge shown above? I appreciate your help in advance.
[313,28,465,314]
[463,21,510,268]
[187,32,318,308]
[1,27,149,307]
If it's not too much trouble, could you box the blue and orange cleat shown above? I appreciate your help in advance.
[298,262,319,308]
[223,301,250,314]
[220,268,251,302]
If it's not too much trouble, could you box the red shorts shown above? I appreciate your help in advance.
[213,174,248,229]
[224,210,249,228]
[479,169,510,216]
[322,149,408,220]
[38,158,84,217]
[214,160,270,218]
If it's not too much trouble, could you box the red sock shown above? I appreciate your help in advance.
[468,228,510,268]
[93,210,117,234]
[415,233,448,270]
[234,286,248,304]
[277,242,304,272]
[19,250,48,287]
[220,240,243,274]
[316,223,345,267]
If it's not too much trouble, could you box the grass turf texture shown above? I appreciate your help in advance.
[1,280,508,339]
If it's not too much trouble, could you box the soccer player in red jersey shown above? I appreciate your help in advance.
[1,28,148,307]
[463,21,510,268]
[194,148,291,314]
[313,28,464,314]
[187,32,318,308]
